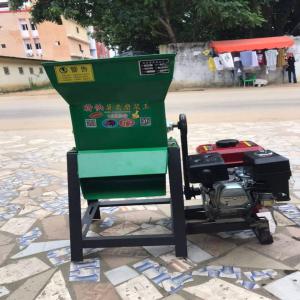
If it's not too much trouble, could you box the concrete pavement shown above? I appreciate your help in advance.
[0,88,300,299]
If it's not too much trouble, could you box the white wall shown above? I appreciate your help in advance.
[160,37,300,90]
[160,42,233,90]
[0,58,50,92]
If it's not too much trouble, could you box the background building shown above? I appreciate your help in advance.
[97,42,110,59]
[0,55,50,92]
[0,9,95,61]
[0,1,110,92]
[0,1,109,60]
[0,0,9,11]
[0,0,32,12]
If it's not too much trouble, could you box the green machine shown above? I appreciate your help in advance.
[43,55,187,261]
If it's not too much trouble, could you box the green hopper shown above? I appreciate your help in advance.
[43,54,187,261]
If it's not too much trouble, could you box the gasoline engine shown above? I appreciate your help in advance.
[173,114,291,244]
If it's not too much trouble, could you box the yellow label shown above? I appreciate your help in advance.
[54,64,95,83]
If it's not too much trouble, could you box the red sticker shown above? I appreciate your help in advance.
[89,112,103,119]
[119,119,135,128]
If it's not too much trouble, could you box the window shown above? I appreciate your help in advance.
[33,38,42,50]
[30,22,37,31]
[1,44,6,48]
[26,43,32,50]
[79,44,83,52]
[18,67,24,75]
[0,2,8,9]
[76,26,79,33]
[39,67,43,74]
[29,67,34,74]
[21,24,29,31]
[3,67,9,75]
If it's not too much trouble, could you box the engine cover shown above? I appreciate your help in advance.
[188,153,229,185]
[244,150,291,200]
[196,139,264,166]
[209,182,251,217]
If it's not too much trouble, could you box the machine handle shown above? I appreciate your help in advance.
[178,114,192,198]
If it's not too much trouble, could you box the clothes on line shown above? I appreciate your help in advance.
[277,48,287,68]
[239,51,259,68]
[240,51,252,67]
[213,56,224,71]
[251,51,259,67]
[219,52,234,69]
[208,48,290,73]
[265,49,278,71]
[233,57,243,74]
[257,51,266,66]
[208,57,216,71]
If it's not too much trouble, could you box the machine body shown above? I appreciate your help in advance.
[43,54,292,260]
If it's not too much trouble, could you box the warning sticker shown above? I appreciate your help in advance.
[54,64,95,83]
[139,59,169,75]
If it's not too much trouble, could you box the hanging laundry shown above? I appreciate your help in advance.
[240,51,252,67]
[202,49,211,56]
[277,48,287,67]
[265,49,278,71]
[257,51,266,66]
[219,53,234,69]
[232,57,243,84]
[213,57,224,71]
[233,57,243,72]
[251,51,259,67]
[208,57,216,72]
[233,56,241,65]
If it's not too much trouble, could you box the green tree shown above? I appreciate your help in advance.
[258,0,300,36]
[10,0,297,52]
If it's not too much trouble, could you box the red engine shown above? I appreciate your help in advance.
[196,139,264,166]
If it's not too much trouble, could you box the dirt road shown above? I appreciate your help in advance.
[0,84,300,130]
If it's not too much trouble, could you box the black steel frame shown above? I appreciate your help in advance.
[184,205,270,235]
[67,147,187,262]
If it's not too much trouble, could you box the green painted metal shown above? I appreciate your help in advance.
[43,54,175,199]
[80,174,166,200]
[43,54,175,150]
[77,148,167,178]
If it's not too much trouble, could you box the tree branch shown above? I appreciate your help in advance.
[158,0,177,43]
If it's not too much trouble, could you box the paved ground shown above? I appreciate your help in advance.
[0,88,300,299]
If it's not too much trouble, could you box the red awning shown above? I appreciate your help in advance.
[210,36,294,53]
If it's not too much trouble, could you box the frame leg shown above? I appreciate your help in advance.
[88,200,101,220]
[168,146,187,258]
[67,150,83,261]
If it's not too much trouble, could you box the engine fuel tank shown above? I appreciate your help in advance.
[196,139,264,166]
